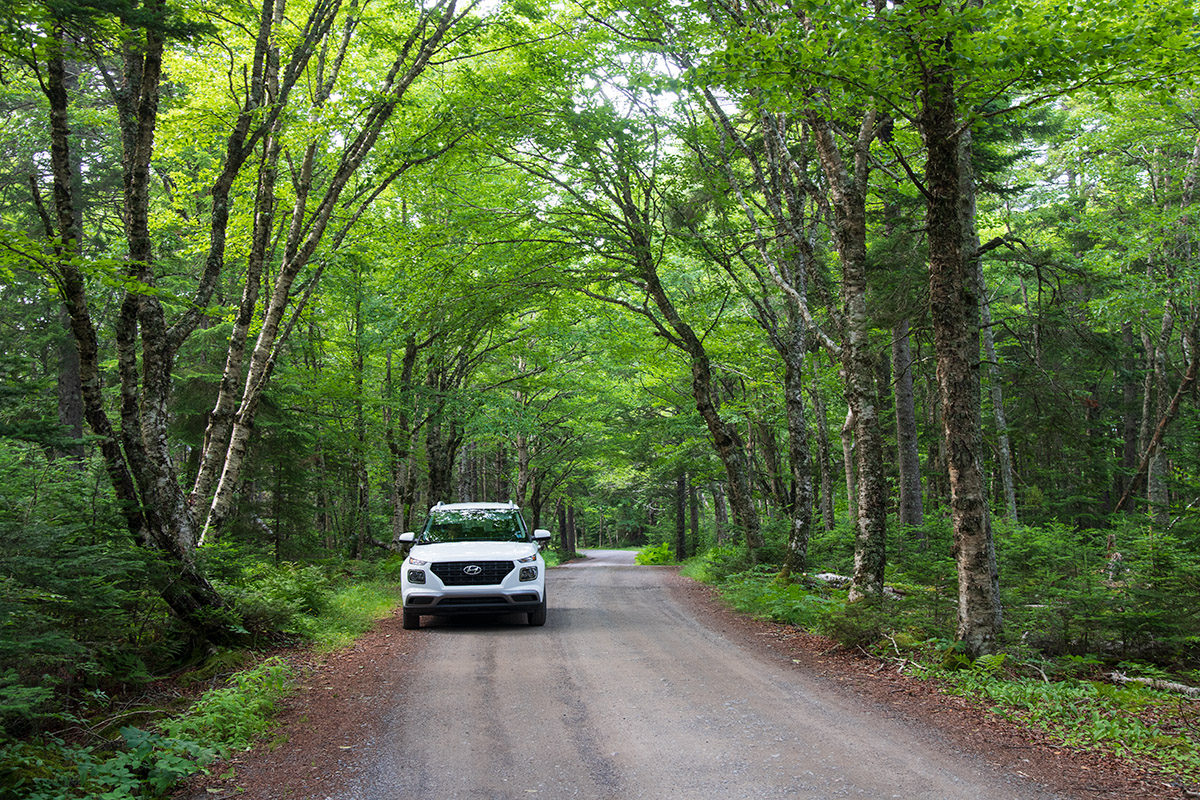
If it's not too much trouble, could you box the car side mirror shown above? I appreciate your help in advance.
[533,529,551,541]
[398,531,416,544]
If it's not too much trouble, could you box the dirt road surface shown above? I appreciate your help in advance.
[179,550,1169,800]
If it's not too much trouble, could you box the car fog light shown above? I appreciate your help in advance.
[407,569,426,584]
[519,566,538,582]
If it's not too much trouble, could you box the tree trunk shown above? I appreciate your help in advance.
[920,42,1001,657]
[712,482,729,544]
[636,254,763,557]
[201,0,463,542]
[810,386,835,533]
[567,499,577,553]
[384,346,411,540]
[1120,322,1141,514]
[781,316,813,573]
[810,114,887,599]
[841,408,858,524]
[893,319,924,532]
[675,472,688,559]
[961,128,1018,524]
[1148,309,1174,525]
[689,477,701,556]
[43,14,233,640]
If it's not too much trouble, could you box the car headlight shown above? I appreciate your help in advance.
[516,554,538,563]
[408,555,429,566]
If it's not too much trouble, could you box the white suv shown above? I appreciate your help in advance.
[398,502,551,629]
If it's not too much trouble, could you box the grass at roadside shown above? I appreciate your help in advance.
[294,580,402,652]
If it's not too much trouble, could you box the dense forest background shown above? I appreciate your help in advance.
[2,0,1200,766]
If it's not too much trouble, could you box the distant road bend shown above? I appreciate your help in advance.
[337,549,1069,800]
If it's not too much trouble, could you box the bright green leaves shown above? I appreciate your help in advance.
[689,0,1199,129]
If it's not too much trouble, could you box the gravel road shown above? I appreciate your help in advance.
[334,550,1067,800]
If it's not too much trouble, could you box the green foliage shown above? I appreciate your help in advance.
[634,542,675,565]
[717,567,842,633]
[680,545,749,583]
[0,729,218,800]
[999,520,1200,664]
[0,656,289,800]
[291,582,400,653]
[822,600,895,650]
[0,444,173,734]
[927,667,1200,782]
[219,561,332,640]
[160,657,292,752]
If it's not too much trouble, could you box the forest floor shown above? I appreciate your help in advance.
[174,568,1185,800]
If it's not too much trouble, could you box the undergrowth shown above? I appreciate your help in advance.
[1,561,402,799]
[635,543,675,565]
[916,654,1200,785]
[0,657,289,799]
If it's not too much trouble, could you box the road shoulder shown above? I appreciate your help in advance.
[663,569,1175,800]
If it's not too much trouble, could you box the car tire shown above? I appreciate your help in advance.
[402,609,420,630]
[528,598,547,627]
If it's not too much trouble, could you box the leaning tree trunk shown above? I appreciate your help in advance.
[42,15,232,640]
[641,266,764,557]
[200,0,464,542]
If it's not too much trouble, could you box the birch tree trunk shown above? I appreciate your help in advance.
[42,8,234,638]
[782,313,814,574]
[841,408,858,525]
[201,0,466,540]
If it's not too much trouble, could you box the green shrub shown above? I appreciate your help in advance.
[220,561,332,640]
[0,444,169,734]
[928,665,1200,782]
[823,599,894,649]
[161,656,292,752]
[996,520,1200,664]
[0,728,219,799]
[680,545,750,583]
[635,543,675,565]
[718,567,842,631]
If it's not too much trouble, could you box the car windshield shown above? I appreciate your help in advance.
[419,508,528,543]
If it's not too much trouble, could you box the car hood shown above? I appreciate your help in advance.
[410,541,539,561]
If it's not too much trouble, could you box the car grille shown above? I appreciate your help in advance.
[431,561,514,586]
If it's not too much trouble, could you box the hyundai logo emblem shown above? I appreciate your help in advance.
[463,564,483,576]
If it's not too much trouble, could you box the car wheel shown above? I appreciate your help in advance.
[402,609,420,630]
[528,598,547,627]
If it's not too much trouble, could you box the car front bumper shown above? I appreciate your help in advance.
[402,589,544,615]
